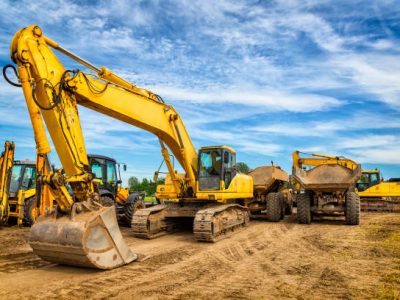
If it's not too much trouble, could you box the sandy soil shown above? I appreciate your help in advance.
[0,212,399,299]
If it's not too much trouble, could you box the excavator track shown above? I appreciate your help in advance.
[193,204,250,242]
[131,204,171,239]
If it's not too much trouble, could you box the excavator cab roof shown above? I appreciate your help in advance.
[199,145,236,154]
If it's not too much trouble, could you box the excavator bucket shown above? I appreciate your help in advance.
[29,206,137,269]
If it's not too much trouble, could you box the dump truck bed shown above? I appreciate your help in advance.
[293,164,361,192]
[248,166,288,194]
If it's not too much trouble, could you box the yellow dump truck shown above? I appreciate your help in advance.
[292,151,361,225]
[247,165,293,221]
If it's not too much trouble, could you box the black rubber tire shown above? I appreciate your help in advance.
[297,193,311,224]
[266,192,282,222]
[123,195,145,226]
[99,195,115,207]
[345,191,360,225]
[23,197,37,227]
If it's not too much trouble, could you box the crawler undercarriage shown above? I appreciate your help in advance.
[132,201,250,242]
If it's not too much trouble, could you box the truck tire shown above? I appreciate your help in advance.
[266,192,282,222]
[345,192,360,225]
[23,197,37,226]
[123,195,145,226]
[297,193,311,224]
[99,195,115,207]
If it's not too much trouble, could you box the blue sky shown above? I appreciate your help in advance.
[0,0,400,183]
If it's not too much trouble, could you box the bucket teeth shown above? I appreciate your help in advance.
[29,206,137,269]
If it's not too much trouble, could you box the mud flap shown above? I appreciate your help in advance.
[29,206,137,269]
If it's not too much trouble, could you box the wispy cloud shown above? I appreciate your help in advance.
[0,0,399,180]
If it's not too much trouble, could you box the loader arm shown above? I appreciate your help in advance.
[11,25,197,200]
[0,141,15,224]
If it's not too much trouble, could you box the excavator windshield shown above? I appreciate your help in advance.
[199,149,222,191]
[198,148,236,191]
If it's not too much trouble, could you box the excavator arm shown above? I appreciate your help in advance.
[11,25,197,200]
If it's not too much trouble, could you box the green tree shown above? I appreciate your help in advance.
[128,176,140,191]
[236,162,250,174]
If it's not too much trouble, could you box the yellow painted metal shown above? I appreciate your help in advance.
[0,141,15,224]
[358,169,400,198]
[292,150,361,192]
[11,25,253,206]
[11,25,137,269]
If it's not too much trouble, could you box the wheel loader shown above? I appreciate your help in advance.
[88,154,146,225]
[5,25,254,269]
[356,169,400,212]
[0,141,52,226]
[247,165,293,221]
[292,151,362,225]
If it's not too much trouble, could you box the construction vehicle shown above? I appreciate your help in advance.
[6,25,253,268]
[88,154,145,224]
[356,169,400,212]
[292,151,362,225]
[0,141,49,226]
[247,165,293,221]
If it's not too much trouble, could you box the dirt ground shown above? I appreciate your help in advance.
[0,212,399,300]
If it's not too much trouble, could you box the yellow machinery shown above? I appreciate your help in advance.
[292,151,361,224]
[247,165,293,221]
[88,154,145,224]
[0,141,49,226]
[6,25,253,269]
[356,169,400,211]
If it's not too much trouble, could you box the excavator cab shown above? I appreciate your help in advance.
[356,170,380,192]
[198,146,237,191]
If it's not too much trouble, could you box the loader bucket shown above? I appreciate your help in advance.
[29,206,137,269]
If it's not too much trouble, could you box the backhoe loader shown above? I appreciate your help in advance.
[356,169,400,211]
[0,141,50,226]
[292,151,361,225]
[5,25,253,268]
[88,154,145,224]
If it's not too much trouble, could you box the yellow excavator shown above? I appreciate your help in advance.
[356,169,400,212]
[0,141,49,226]
[6,25,253,269]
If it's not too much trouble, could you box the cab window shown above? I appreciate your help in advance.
[223,151,235,188]
[370,173,379,183]
[199,149,222,191]
[106,161,117,184]
[9,165,23,193]
[21,166,36,190]
[91,159,104,181]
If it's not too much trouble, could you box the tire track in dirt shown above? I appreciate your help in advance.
[0,213,399,299]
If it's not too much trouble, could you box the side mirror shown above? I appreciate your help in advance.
[153,171,159,182]
[123,164,127,171]
[224,152,229,164]
[117,179,122,184]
